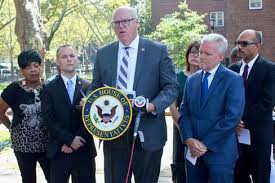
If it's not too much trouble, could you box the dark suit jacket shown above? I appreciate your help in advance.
[89,37,179,151]
[229,56,275,145]
[42,75,96,158]
[179,65,245,163]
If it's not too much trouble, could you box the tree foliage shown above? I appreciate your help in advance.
[148,2,207,68]
[131,0,153,36]
[0,0,19,79]
[0,0,151,79]
[0,0,15,31]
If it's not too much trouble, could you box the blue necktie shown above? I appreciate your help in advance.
[201,72,210,105]
[66,79,74,103]
[117,47,130,90]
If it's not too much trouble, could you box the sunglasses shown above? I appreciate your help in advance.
[235,41,259,47]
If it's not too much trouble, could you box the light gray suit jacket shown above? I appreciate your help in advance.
[89,37,179,151]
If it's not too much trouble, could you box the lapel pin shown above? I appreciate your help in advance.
[141,48,145,52]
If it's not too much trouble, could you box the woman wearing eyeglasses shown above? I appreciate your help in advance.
[0,49,50,183]
[169,40,201,183]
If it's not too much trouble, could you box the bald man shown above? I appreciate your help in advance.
[230,29,275,183]
[87,6,179,183]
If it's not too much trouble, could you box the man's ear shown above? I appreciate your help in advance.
[255,42,261,49]
[135,19,140,27]
[218,54,225,62]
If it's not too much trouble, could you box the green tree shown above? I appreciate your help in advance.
[0,0,129,79]
[131,0,153,36]
[0,0,19,79]
[0,0,16,31]
[148,2,207,68]
[42,0,127,77]
[77,0,128,45]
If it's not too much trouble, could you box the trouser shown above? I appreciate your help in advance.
[171,124,186,183]
[14,151,50,183]
[186,157,235,183]
[234,143,271,183]
[103,137,163,183]
[50,147,96,183]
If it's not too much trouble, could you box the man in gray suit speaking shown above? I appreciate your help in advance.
[87,6,179,183]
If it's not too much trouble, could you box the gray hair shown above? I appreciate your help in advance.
[255,31,261,43]
[201,33,228,54]
[112,6,138,21]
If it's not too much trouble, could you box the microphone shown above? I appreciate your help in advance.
[132,96,147,137]
[125,96,147,183]
[133,96,147,111]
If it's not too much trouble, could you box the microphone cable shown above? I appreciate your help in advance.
[125,111,143,183]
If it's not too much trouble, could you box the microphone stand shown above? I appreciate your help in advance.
[125,111,144,183]
[133,111,143,139]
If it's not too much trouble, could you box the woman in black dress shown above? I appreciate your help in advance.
[0,49,50,183]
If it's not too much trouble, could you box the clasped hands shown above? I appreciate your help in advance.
[61,136,86,154]
[185,138,207,158]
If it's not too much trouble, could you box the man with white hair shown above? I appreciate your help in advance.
[87,6,179,183]
[179,33,245,183]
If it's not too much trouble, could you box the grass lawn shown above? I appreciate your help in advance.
[0,129,10,141]
[0,127,15,169]
[0,128,11,151]
[0,83,8,91]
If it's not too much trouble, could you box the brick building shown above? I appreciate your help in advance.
[151,0,275,61]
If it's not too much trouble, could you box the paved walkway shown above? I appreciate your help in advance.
[0,117,174,183]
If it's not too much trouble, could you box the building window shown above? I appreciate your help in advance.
[249,0,262,9]
[209,12,224,27]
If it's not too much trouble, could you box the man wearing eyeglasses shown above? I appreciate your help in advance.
[230,29,275,183]
[87,6,179,183]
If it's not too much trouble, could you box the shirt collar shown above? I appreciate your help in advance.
[241,54,258,68]
[204,63,220,75]
[119,35,139,51]
[61,74,77,86]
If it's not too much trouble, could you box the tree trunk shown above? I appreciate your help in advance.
[13,0,48,77]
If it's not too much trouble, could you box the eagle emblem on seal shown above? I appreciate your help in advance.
[96,105,118,123]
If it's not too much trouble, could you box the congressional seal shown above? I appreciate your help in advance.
[82,86,132,140]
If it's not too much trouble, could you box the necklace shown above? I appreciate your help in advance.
[18,79,44,104]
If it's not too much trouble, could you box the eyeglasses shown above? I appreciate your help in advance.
[111,18,135,28]
[235,41,259,47]
[190,50,199,56]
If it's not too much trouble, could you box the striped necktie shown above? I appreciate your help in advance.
[117,47,130,90]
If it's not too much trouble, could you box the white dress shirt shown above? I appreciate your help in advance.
[239,54,258,77]
[203,63,220,88]
[117,35,139,91]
